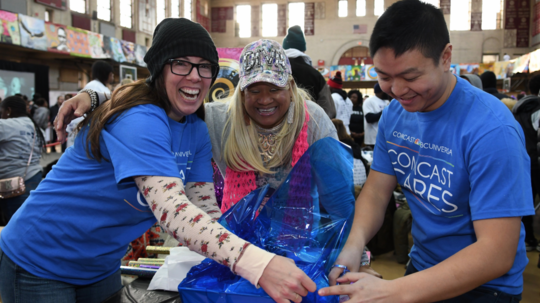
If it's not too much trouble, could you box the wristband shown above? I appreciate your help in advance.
[79,89,98,112]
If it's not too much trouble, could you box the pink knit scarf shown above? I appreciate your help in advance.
[221,108,310,212]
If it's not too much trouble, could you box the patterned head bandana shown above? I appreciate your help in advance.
[239,39,292,91]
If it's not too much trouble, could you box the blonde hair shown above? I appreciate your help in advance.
[222,76,312,174]
[121,78,134,86]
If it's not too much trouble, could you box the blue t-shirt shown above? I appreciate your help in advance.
[0,104,213,285]
[371,76,535,295]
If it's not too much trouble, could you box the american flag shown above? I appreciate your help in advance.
[353,24,367,34]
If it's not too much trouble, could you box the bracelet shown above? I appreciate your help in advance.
[80,89,98,112]
[360,247,371,267]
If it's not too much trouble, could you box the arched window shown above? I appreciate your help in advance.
[450,0,471,31]
[237,5,251,38]
[262,4,278,37]
[356,0,366,16]
[288,2,305,31]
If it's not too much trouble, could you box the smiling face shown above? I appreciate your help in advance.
[349,93,358,105]
[373,46,455,113]
[163,56,213,121]
[243,82,291,129]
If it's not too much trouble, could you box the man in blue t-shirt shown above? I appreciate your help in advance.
[319,1,534,302]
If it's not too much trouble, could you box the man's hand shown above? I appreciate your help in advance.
[360,265,383,279]
[328,247,363,286]
[319,272,396,302]
[54,93,92,143]
[258,255,317,303]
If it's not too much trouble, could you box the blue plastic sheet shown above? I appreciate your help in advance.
[178,138,356,303]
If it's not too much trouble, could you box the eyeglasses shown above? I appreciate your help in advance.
[167,59,219,79]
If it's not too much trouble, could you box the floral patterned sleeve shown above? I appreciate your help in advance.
[184,182,222,220]
[134,176,275,281]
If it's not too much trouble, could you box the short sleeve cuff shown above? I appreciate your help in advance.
[234,245,276,287]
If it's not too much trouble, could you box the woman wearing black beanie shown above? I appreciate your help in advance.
[0,18,315,303]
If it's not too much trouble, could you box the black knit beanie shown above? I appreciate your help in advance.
[144,18,220,84]
[283,25,306,52]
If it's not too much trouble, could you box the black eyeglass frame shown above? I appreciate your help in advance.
[166,59,219,79]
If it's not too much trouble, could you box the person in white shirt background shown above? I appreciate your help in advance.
[328,71,353,134]
[66,61,113,148]
[363,83,389,148]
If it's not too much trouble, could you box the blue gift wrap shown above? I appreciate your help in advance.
[178,138,356,303]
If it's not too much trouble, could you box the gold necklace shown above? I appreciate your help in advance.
[255,120,285,163]
[258,133,277,162]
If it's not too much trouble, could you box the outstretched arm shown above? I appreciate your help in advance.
[135,176,316,303]
[185,181,222,220]
[54,91,109,142]
[319,217,521,303]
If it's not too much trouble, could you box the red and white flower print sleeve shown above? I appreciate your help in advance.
[134,176,275,285]
[184,182,222,221]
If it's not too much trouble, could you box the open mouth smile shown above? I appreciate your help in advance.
[257,107,277,116]
[179,88,200,101]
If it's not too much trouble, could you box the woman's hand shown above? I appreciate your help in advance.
[258,255,317,303]
[54,93,92,143]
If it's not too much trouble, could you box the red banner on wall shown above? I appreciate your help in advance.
[211,7,232,33]
[196,0,209,31]
[533,2,540,36]
[505,0,530,47]
[305,3,315,36]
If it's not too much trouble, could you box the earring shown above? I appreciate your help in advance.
[287,101,294,124]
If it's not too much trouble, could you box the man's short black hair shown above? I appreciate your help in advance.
[529,74,540,96]
[35,98,45,106]
[32,93,42,101]
[480,71,497,89]
[369,0,449,65]
[92,60,113,84]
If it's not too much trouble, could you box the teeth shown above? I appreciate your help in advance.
[180,88,200,95]
[259,107,276,113]
[179,90,198,101]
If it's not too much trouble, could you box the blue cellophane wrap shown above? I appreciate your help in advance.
[178,138,356,303]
